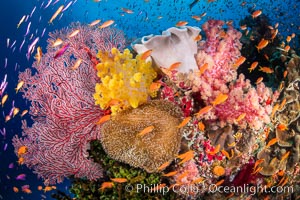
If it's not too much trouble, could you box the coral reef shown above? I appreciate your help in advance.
[12,24,126,185]
[94,48,157,114]
[100,100,183,173]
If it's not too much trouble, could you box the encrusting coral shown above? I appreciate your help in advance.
[100,100,183,173]
[93,48,157,114]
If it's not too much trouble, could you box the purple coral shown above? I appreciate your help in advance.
[13,24,126,185]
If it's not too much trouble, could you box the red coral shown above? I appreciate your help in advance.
[12,24,126,185]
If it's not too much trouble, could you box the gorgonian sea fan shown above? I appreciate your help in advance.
[13,23,126,185]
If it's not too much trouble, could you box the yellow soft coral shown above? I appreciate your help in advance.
[93,48,157,114]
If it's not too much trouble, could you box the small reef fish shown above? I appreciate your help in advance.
[206,144,220,155]
[1,94,8,107]
[52,38,63,47]
[248,61,258,72]
[168,62,181,71]
[89,19,101,27]
[17,146,28,156]
[176,21,188,27]
[99,182,114,191]
[191,15,201,21]
[162,171,178,177]
[49,5,64,24]
[136,125,155,137]
[256,39,269,51]
[95,114,111,125]
[192,177,204,184]
[141,49,152,60]
[259,66,274,73]
[15,81,24,93]
[277,123,288,131]
[252,10,262,18]
[198,121,205,132]
[17,15,26,28]
[68,29,80,38]
[99,20,114,29]
[177,150,194,164]
[283,70,288,79]
[20,110,28,117]
[233,56,246,68]
[265,138,278,148]
[236,113,246,122]
[13,107,20,117]
[194,34,202,41]
[177,116,191,128]
[157,161,171,171]
[195,105,213,118]
[34,47,42,64]
[198,63,208,75]
[121,7,134,14]
[16,174,26,181]
[212,93,228,107]
[13,187,19,193]
[110,178,127,183]
[256,77,264,84]
[149,82,161,93]
[71,58,82,70]
[252,166,263,174]
[54,43,70,59]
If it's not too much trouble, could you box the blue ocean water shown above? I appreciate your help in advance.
[0,0,299,199]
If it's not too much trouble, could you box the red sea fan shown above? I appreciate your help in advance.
[12,24,126,185]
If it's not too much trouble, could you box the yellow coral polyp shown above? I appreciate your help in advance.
[94,48,157,114]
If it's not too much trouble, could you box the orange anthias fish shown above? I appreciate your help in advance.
[199,63,209,75]
[52,38,63,47]
[140,49,152,60]
[253,159,265,171]
[89,19,101,27]
[178,152,194,165]
[256,77,264,84]
[157,161,171,171]
[167,62,181,71]
[206,144,220,155]
[137,125,155,137]
[99,20,114,29]
[1,94,8,107]
[194,105,213,118]
[252,10,262,18]
[256,39,269,51]
[149,82,161,93]
[212,93,228,107]
[15,81,24,93]
[17,146,28,156]
[110,178,127,183]
[99,182,114,191]
[71,58,82,70]
[248,61,258,72]
[198,121,205,132]
[176,21,188,27]
[191,15,201,21]
[95,114,111,125]
[259,66,274,73]
[49,5,64,24]
[233,56,246,68]
[177,116,191,128]
[162,171,178,177]
[277,123,288,131]
[265,138,278,148]
[34,47,42,64]
[68,29,80,38]
[121,7,134,14]
[281,151,290,161]
[236,113,246,122]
